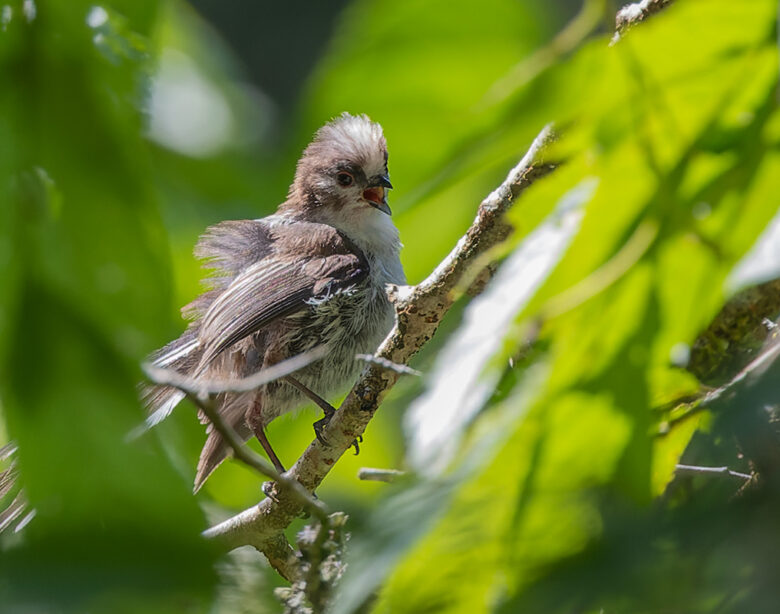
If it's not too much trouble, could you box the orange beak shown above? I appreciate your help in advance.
[362,186,391,215]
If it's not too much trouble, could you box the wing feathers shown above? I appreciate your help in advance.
[142,219,369,441]
[196,223,368,366]
[141,327,203,425]
[198,261,313,364]
[195,219,274,281]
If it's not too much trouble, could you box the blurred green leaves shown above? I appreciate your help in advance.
[0,0,215,610]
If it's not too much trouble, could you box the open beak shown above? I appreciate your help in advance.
[362,174,393,215]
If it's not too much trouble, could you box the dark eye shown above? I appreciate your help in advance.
[336,172,354,186]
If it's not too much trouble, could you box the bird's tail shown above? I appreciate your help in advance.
[0,442,34,535]
[193,392,254,492]
[140,327,203,429]
[141,328,258,492]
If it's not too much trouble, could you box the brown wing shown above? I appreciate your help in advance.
[197,223,368,366]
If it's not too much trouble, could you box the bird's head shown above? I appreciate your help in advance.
[286,114,397,246]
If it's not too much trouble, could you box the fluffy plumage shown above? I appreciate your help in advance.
[144,114,405,491]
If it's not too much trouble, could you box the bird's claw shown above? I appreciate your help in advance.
[313,416,329,445]
[313,411,335,446]
[352,434,363,455]
[313,412,362,455]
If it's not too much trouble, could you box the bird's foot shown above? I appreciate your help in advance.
[351,434,363,456]
[313,413,363,454]
[313,410,335,445]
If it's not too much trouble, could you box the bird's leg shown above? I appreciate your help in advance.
[351,434,363,456]
[254,426,287,475]
[246,398,287,474]
[283,376,362,454]
[283,375,337,445]
[248,420,286,502]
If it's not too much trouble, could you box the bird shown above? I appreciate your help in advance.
[143,113,405,492]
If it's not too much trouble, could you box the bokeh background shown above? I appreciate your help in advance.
[2,0,780,612]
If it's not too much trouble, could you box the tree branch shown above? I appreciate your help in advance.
[611,0,674,44]
[357,468,405,482]
[688,280,780,387]
[202,124,558,552]
[354,354,422,376]
[675,464,752,482]
[143,347,327,396]
[262,532,304,584]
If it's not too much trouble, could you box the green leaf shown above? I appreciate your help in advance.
[0,1,216,609]
[361,1,780,611]
[405,175,591,475]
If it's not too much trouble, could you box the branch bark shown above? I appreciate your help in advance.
[611,0,674,44]
[262,532,304,584]
[202,125,558,552]
[688,280,780,386]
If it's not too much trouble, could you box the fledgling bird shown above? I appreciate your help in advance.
[144,113,405,492]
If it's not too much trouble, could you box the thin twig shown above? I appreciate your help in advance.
[656,332,780,435]
[189,392,328,523]
[142,346,327,396]
[357,468,405,482]
[611,0,674,44]
[675,464,752,481]
[189,385,331,562]
[699,337,780,410]
[355,354,422,376]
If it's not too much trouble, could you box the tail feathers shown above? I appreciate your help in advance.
[0,491,29,533]
[0,442,17,462]
[143,329,260,492]
[144,389,187,428]
[193,392,254,492]
[0,442,33,535]
[140,329,203,430]
[0,464,19,500]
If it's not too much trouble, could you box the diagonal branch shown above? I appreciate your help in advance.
[354,354,422,376]
[357,467,405,482]
[202,125,558,552]
[611,0,674,44]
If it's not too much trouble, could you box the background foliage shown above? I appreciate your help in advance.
[1,0,779,612]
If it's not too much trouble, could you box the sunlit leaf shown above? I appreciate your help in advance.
[405,176,591,476]
[0,1,216,609]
